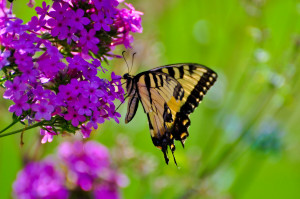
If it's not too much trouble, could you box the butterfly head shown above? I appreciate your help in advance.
[122,73,133,80]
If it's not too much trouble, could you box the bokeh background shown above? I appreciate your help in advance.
[1,0,300,198]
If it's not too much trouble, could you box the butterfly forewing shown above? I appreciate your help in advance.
[124,63,217,164]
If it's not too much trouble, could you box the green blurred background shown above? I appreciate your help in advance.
[1,0,300,198]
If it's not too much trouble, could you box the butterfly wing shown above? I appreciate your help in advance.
[150,64,217,143]
[125,78,140,123]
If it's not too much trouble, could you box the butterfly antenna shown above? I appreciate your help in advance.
[129,52,136,74]
[122,51,130,74]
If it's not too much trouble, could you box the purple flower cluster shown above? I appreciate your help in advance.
[13,140,127,199]
[59,141,128,196]
[13,160,69,199]
[0,0,142,141]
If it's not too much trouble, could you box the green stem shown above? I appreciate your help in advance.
[0,121,44,138]
[0,118,21,134]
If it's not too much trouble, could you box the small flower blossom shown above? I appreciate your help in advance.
[5,18,28,34]
[68,8,90,30]
[87,110,105,130]
[79,29,100,54]
[9,95,30,116]
[64,107,86,127]
[35,1,50,17]
[75,96,93,116]
[49,2,69,20]
[47,18,69,37]
[40,127,58,143]
[3,77,27,100]
[91,12,113,31]
[31,100,54,121]
[28,15,46,31]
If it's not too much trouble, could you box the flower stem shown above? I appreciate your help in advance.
[0,121,44,138]
[0,118,21,134]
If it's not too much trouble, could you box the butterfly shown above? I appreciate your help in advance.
[122,63,217,164]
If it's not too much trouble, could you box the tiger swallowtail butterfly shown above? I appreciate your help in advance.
[123,63,217,165]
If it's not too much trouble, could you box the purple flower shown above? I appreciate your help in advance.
[38,56,66,78]
[68,9,90,30]
[32,85,51,100]
[49,2,69,21]
[14,52,33,68]
[28,15,46,32]
[82,80,105,103]
[66,55,87,71]
[0,50,10,69]
[47,18,69,38]
[19,66,38,82]
[3,76,27,100]
[92,58,107,73]
[82,64,98,79]
[9,95,30,116]
[67,78,82,97]
[75,96,93,116]
[35,1,50,17]
[79,29,99,54]
[45,43,64,60]
[87,110,105,130]
[91,12,113,31]
[4,18,29,34]
[62,27,78,44]
[13,160,68,199]
[32,100,54,120]
[109,105,121,124]
[64,107,86,127]
[58,141,111,191]
[57,83,77,101]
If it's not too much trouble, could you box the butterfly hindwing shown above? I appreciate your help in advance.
[124,63,217,164]
[151,64,217,144]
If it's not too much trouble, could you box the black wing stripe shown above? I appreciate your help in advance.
[167,67,175,78]
[188,64,196,75]
[152,73,159,88]
[179,66,184,78]
[159,75,164,87]
[144,73,152,104]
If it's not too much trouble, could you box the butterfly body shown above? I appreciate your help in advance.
[123,64,217,164]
